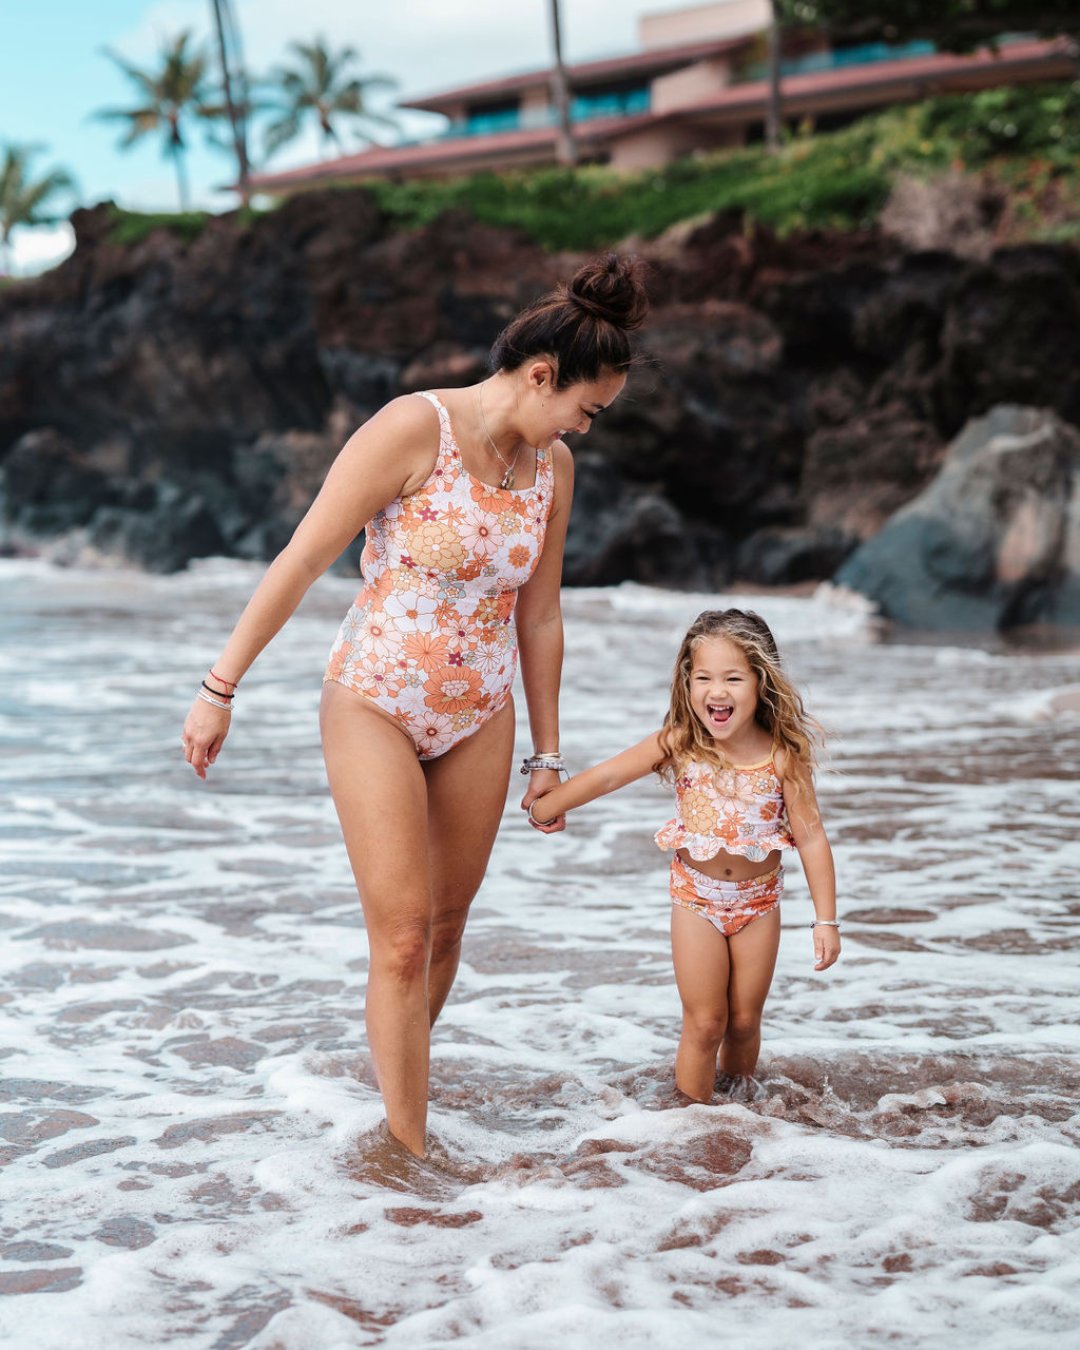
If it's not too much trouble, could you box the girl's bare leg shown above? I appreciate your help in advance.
[423,698,515,1026]
[670,904,731,1102]
[718,908,781,1079]
[320,683,433,1157]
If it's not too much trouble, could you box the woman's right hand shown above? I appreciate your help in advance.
[181,699,231,780]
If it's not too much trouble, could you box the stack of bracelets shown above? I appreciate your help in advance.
[520,752,567,779]
[196,669,238,712]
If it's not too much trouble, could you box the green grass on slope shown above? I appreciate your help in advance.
[365,81,1080,250]
[98,82,1080,254]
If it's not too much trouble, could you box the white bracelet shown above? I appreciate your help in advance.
[810,918,840,929]
[521,754,566,776]
[197,688,233,712]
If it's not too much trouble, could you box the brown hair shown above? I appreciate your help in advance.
[657,609,823,799]
[490,253,649,388]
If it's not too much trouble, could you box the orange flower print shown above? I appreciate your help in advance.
[383,591,439,632]
[362,571,395,612]
[361,615,402,661]
[324,392,555,761]
[423,665,484,715]
[470,482,514,515]
[404,519,466,570]
[680,786,719,835]
[461,519,503,558]
[473,640,504,675]
[360,659,404,700]
[402,631,451,673]
[445,620,478,651]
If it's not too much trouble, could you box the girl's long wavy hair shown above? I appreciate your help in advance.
[656,609,823,798]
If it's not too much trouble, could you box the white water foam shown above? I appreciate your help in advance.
[1,561,1078,1348]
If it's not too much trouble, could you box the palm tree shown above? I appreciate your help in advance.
[209,0,251,201]
[96,31,217,210]
[0,143,77,275]
[261,38,398,159]
[547,0,578,166]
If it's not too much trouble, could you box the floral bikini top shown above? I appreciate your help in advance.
[655,754,796,863]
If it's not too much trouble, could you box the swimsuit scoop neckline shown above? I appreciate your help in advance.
[423,389,545,497]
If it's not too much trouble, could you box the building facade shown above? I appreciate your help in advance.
[246,1,1074,195]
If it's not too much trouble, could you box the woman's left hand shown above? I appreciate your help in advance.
[521,768,566,834]
[813,927,841,971]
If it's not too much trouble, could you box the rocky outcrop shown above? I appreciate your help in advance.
[2,189,1079,608]
[836,406,1080,629]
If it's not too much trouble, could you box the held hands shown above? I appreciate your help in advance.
[521,768,565,834]
[813,923,841,972]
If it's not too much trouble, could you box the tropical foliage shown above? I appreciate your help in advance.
[775,1,1080,47]
[96,31,220,210]
[259,38,398,158]
[0,143,76,274]
[359,81,1080,250]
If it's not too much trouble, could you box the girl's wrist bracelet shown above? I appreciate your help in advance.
[528,800,554,826]
[810,918,840,929]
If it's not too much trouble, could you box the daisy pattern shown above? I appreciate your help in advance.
[324,390,554,760]
[360,614,402,661]
[460,518,504,559]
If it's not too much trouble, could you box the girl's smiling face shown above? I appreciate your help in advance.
[688,636,760,744]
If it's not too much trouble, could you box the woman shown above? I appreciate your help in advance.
[182,253,649,1156]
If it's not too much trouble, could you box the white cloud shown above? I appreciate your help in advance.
[100,0,707,208]
[9,223,76,276]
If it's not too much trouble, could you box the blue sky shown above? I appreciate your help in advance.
[1,0,698,272]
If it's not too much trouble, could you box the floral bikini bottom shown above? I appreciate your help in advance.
[669,855,783,937]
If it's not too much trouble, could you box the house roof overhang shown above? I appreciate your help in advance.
[243,37,1074,194]
[400,33,756,113]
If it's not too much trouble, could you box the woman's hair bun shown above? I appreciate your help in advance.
[566,253,649,331]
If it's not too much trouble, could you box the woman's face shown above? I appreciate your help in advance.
[520,363,627,449]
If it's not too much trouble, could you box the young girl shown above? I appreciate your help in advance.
[528,608,839,1103]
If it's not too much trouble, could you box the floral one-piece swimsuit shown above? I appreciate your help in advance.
[324,391,556,760]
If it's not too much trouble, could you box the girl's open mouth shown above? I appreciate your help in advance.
[707,703,733,725]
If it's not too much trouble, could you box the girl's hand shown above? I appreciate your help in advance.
[813,926,841,971]
[181,699,231,780]
[521,768,565,834]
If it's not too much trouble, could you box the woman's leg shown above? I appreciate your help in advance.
[718,908,781,1079]
[670,904,731,1102]
[422,698,516,1026]
[320,683,433,1156]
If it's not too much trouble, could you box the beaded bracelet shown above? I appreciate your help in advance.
[810,919,840,929]
[520,753,565,776]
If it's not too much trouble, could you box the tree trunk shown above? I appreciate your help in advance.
[211,0,250,203]
[547,0,577,167]
[766,2,782,154]
[172,141,191,212]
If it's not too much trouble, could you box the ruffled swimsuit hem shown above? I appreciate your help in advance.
[654,821,795,862]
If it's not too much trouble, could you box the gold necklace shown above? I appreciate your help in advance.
[477,385,521,490]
